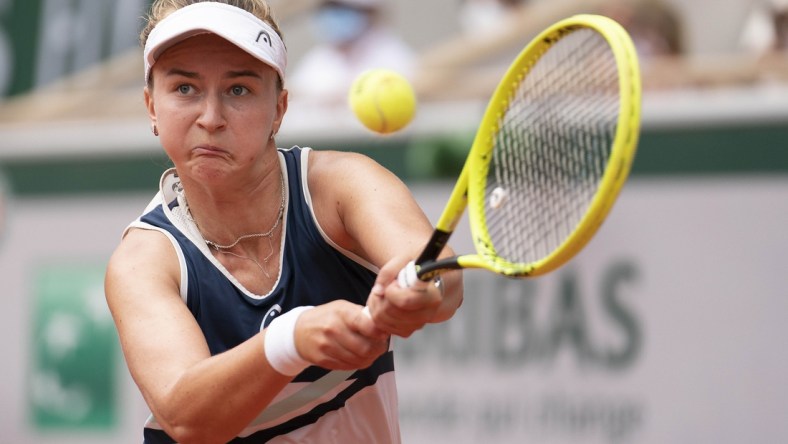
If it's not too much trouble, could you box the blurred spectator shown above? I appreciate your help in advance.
[457,0,529,35]
[740,0,788,55]
[600,0,684,59]
[288,0,416,106]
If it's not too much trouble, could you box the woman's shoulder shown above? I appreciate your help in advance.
[112,227,179,267]
[306,149,408,208]
[106,227,181,298]
[307,149,385,183]
[302,149,396,251]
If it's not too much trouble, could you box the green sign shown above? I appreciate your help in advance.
[29,262,118,430]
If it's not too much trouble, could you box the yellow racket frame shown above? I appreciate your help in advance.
[440,14,641,278]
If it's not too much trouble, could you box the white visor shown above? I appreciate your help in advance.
[143,2,287,84]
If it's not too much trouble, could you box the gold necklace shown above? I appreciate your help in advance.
[212,242,276,278]
[200,174,286,278]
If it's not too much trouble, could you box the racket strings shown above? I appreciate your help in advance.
[484,29,620,265]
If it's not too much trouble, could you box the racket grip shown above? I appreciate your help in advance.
[397,260,430,289]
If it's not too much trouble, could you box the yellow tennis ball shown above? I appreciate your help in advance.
[349,69,416,134]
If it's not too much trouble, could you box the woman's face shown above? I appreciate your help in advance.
[145,33,287,182]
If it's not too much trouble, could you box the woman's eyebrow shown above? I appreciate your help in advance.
[166,68,199,79]
[163,68,263,80]
[226,70,263,80]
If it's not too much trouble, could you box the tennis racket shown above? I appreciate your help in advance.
[399,14,641,287]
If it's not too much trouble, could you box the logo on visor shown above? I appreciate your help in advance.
[256,30,272,47]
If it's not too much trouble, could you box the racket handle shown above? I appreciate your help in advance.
[397,260,431,288]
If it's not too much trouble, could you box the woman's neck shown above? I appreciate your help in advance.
[180,159,286,247]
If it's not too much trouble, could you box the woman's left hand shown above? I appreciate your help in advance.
[364,256,444,338]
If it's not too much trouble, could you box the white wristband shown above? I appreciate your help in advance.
[264,306,314,376]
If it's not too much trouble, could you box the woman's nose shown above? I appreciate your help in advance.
[196,94,227,132]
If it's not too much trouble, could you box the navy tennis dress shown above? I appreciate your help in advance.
[128,147,400,443]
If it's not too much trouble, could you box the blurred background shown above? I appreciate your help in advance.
[1,0,787,442]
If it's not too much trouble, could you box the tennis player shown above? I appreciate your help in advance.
[104,1,462,442]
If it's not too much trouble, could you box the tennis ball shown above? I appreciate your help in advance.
[348,69,416,134]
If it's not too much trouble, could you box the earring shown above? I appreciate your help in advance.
[152,123,159,136]
[269,131,275,141]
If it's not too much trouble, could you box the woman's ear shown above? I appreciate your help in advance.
[272,88,289,136]
[144,86,157,129]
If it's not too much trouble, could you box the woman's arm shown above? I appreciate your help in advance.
[105,228,386,443]
[308,150,464,336]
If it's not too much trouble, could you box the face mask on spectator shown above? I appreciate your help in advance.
[314,5,371,45]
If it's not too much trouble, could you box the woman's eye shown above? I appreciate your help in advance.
[230,86,248,96]
[177,84,192,94]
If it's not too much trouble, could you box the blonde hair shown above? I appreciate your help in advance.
[140,0,285,88]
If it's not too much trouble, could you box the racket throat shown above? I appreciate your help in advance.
[416,257,464,281]
[416,229,452,265]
